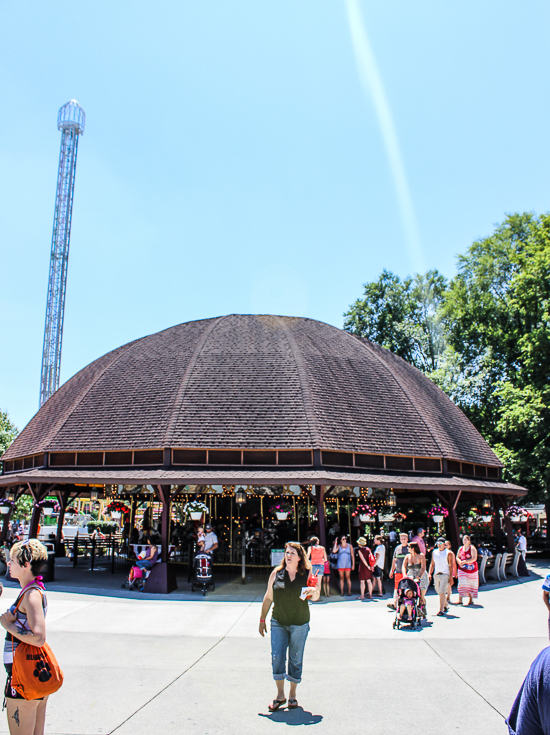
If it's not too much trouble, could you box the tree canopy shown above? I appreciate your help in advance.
[0,409,17,457]
[344,212,550,504]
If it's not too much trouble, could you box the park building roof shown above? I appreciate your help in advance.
[1,314,521,496]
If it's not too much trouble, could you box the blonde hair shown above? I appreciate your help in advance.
[11,539,48,576]
[275,542,312,575]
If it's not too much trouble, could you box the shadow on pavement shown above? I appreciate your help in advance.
[258,707,323,726]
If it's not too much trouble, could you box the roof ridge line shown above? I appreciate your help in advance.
[163,316,226,446]
[275,316,320,449]
[40,339,141,454]
[349,333,446,458]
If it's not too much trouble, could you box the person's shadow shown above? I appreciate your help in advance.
[258,706,323,726]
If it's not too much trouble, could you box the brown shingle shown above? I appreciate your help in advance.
[3,315,501,468]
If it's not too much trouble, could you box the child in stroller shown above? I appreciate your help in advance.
[393,577,422,629]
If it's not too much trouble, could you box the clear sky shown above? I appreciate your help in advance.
[2,1,550,431]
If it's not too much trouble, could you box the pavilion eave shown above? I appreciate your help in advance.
[0,467,527,497]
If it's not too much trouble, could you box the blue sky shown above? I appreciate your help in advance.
[2,1,550,430]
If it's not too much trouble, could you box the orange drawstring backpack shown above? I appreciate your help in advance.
[10,587,64,700]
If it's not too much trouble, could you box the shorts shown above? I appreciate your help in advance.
[373,566,383,579]
[434,573,449,594]
[4,675,43,701]
[394,572,403,590]
[337,568,351,572]
[311,564,324,579]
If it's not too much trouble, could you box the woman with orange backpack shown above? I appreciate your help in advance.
[0,539,63,734]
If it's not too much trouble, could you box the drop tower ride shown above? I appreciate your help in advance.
[39,100,85,407]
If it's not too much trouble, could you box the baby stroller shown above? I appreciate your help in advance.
[393,577,422,630]
[191,552,215,595]
[121,564,147,591]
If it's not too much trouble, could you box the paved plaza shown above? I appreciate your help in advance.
[0,560,546,735]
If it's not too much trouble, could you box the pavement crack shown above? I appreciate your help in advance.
[422,638,506,720]
[108,600,255,734]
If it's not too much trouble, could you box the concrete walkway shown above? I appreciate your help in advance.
[0,561,547,735]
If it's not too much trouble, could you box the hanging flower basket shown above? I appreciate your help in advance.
[269,501,293,520]
[481,515,492,523]
[105,501,130,519]
[428,506,449,523]
[35,498,58,516]
[0,499,15,515]
[393,512,407,522]
[505,505,527,520]
[353,504,376,521]
[183,501,209,520]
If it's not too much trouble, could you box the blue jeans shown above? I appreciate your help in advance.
[136,559,154,572]
[271,619,309,683]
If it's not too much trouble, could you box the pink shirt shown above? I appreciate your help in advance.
[411,535,426,555]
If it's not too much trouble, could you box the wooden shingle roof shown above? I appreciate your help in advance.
[3,314,501,467]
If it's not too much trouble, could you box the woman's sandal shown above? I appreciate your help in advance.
[268,699,286,711]
[288,699,299,709]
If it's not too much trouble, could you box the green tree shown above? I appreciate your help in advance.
[0,410,17,456]
[344,268,448,372]
[344,212,550,509]
[444,212,550,507]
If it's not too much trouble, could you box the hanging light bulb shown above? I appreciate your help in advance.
[482,498,491,510]
[90,490,98,502]
[387,490,397,508]
[235,489,247,506]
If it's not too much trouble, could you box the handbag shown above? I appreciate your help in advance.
[10,588,64,700]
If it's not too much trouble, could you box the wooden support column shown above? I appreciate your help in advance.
[437,491,461,550]
[28,484,49,539]
[144,485,177,594]
[492,495,505,548]
[314,485,326,549]
[0,508,13,544]
[55,489,73,555]
[129,496,137,535]
[503,508,516,553]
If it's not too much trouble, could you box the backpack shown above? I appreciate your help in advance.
[10,588,64,700]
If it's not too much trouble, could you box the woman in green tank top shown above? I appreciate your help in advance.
[259,542,320,712]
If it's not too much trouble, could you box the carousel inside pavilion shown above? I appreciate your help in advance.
[0,315,527,592]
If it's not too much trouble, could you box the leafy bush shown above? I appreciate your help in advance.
[87,521,118,534]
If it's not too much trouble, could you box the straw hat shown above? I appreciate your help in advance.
[356,537,367,546]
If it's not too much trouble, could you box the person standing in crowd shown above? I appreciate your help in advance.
[456,534,479,605]
[0,539,51,734]
[388,528,397,544]
[259,542,319,711]
[332,536,354,596]
[402,542,428,616]
[306,537,326,590]
[410,528,426,555]
[322,556,331,598]
[388,533,410,611]
[372,536,386,596]
[516,529,527,560]
[506,646,550,733]
[356,537,374,600]
[428,538,453,616]
[445,540,457,609]
[203,524,218,555]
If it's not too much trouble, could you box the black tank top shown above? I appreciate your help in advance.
[272,569,310,626]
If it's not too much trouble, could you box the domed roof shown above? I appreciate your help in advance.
[4,315,500,473]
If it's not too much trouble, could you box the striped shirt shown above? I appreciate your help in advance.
[3,587,47,671]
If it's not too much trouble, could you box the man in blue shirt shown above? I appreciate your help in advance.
[507,647,550,734]
[542,574,550,639]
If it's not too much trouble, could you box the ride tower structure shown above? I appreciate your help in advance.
[39,100,86,408]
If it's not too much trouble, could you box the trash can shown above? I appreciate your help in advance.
[41,543,55,583]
